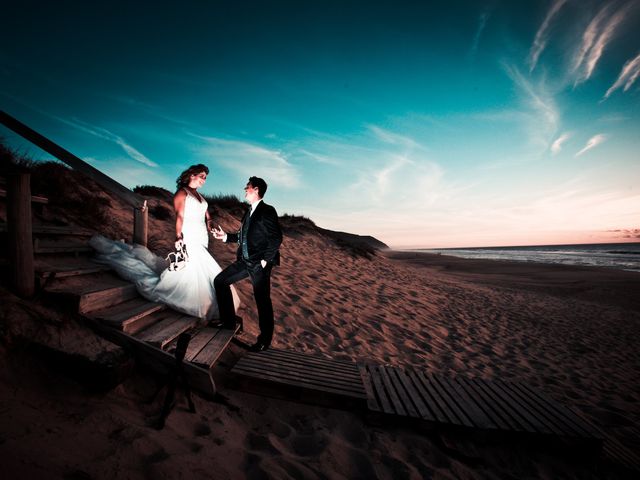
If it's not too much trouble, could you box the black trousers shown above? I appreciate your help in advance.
[214,260,274,345]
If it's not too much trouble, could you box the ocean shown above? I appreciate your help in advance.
[413,242,640,272]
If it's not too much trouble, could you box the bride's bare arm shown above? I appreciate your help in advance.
[173,189,187,241]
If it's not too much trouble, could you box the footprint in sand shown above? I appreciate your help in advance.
[194,422,211,437]
[289,433,328,456]
[146,448,170,463]
[247,432,280,455]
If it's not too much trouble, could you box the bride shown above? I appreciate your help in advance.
[90,164,239,320]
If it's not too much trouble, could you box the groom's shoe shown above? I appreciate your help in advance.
[249,341,269,352]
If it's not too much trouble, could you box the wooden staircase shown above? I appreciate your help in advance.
[1,216,236,398]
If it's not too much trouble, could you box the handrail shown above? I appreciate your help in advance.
[0,110,144,208]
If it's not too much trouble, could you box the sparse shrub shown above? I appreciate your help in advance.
[204,193,245,218]
[203,193,243,209]
[134,185,173,201]
[150,203,172,221]
[0,142,35,174]
[28,161,112,228]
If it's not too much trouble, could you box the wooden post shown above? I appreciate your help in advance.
[7,172,35,297]
[133,200,148,246]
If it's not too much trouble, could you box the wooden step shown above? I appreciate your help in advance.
[135,313,201,349]
[43,273,136,312]
[191,325,240,368]
[87,298,166,334]
[84,316,216,399]
[78,284,139,314]
[0,224,94,236]
[34,244,93,254]
[37,265,111,281]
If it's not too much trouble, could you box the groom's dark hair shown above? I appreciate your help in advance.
[248,176,267,198]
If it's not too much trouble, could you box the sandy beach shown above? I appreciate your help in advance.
[0,174,638,479]
[2,208,640,479]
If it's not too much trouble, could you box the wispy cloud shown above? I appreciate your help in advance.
[528,0,567,72]
[194,135,300,188]
[368,125,427,150]
[551,132,571,154]
[603,52,640,99]
[575,134,607,156]
[56,117,158,167]
[470,11,490,56]
[504,65,560,149]
[573,2,633,85]
[297,149,342,166]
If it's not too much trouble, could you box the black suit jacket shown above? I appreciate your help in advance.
[226,201,282,265]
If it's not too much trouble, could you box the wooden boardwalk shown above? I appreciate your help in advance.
[231,348,367,408]
[361,364,602,442]
[232,352,640,472]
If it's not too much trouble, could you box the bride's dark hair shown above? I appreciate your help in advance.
[176,164,209,191]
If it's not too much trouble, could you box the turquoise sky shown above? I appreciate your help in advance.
[2,0,639,248]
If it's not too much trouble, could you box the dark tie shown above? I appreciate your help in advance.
[241,208,251,259]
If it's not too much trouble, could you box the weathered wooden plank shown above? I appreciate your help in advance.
[407,369,449,423]
[136,314,199,349]
[367,365,395,414]
[34,244,94,254]
[509,381,591,438]
[386,367,419,418]
[184,328,218,362]
[236,356,366,395]
[37,265,110,280]
[444,376,497,430]
[78,284,139,314]
[456,377,512,430]
[191,326,238,367]
[378,365,407,416]
[263,347,356,367]
[358,364,381,412]
[232,363,365,397]
[261,349,358,373]
[394,368,435,422]
[32,225,92,236]
[232,363,367,399]
[515,382,601,439]
[429,374,473,427]
[89,298,165,328]
[6,173,34,297]
[480,380,540,433]
[602,436,640,471]
[470,378,527,432]
[414,370,463,425]
[238,354,362,388]
[494,380,565,436]
[256,351,362,379]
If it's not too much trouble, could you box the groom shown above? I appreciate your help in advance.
[212,176,282,352]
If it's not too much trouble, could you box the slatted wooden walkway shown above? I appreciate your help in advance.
[232,353,640,472]
[231,349,367,407]
[361,364,602,442]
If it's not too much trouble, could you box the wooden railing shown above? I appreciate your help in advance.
[1,110,148,296]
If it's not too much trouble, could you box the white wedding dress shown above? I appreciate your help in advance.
[89,191,239,320]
